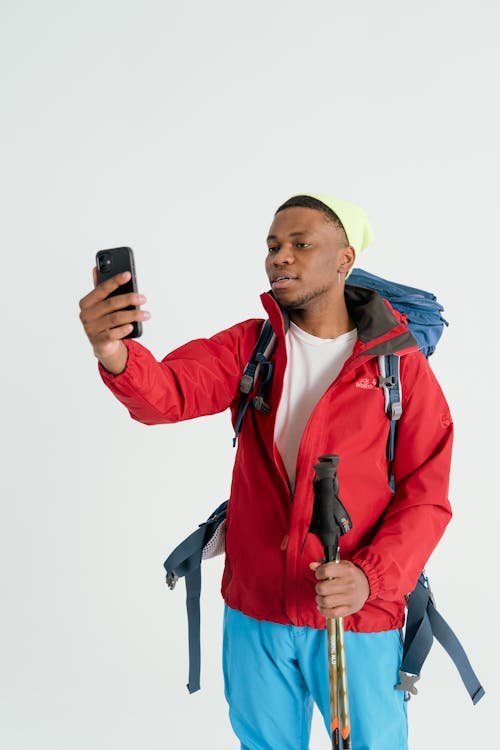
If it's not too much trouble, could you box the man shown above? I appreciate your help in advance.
[79,194,453,750]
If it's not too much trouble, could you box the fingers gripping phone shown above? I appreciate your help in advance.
[95,246,142,339]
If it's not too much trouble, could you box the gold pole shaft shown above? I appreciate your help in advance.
[327,617,340,750]
[336,616,351,749]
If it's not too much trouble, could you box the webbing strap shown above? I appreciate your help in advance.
[233,320,277,446]
[239,320,275,396]
[385,354,402,463]
[185,567,202,693]
[232,399,252,447]
[163,526,206,693]
[379,355,484,703]
[163,504,228,693]
[399,574,485,704]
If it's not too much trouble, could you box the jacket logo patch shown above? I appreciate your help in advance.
[356,377,378,390]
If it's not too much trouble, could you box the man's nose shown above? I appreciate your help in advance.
[272,244,295,264]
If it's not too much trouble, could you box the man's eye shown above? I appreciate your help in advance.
[296,242,311,249]
[267,246,278,253]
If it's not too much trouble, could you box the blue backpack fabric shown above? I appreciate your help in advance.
[164,269,485,704]
[347,268,448,358]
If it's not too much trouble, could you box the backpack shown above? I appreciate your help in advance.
[164,269,485,704]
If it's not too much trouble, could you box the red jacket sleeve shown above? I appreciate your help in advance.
[351,352,453,601]
[98,319,260,425]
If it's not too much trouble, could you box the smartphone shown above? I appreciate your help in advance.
[95,246,142,339]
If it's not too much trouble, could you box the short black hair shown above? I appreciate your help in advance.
[275,195,348,245]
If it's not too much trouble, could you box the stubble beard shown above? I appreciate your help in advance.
[281,284,332,311]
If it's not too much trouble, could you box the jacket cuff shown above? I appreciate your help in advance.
[98,340,134,384]
[350,551,383,601]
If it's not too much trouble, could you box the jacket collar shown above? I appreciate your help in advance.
[259,285,419,358]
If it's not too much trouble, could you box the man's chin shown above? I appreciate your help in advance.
[274,285,332,311]
[271,288,300,309]
[280,291,319,310]
[282,297,307,311]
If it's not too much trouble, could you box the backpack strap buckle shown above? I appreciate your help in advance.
[391,402,403,420]
[420,570,435,606]
[239,372,254,395]
[395,670,420,699]
[166,571,179,590]
[378,375,395,388]
[253,395,271,414]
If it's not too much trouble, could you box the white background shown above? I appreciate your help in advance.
[1,1,498,748]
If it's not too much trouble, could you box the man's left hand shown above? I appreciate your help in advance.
[309,559,370,618]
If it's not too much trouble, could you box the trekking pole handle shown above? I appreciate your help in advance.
[311,455,352,561]
[311,455,341,560]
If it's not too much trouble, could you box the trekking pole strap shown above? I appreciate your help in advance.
[399,574,485,704]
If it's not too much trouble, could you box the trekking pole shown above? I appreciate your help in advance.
[310,455,353,750]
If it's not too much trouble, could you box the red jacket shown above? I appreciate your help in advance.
[100,286,453,632]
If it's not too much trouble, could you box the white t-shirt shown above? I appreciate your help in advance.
[275,321,357,492]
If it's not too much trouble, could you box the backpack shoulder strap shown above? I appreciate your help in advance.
[396,573,485,704]
[233,319,277,446]
[239,319,276,395]
[378,356,485,704]
[378,353,402,462]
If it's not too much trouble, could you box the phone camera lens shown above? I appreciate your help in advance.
[99,253,112,273]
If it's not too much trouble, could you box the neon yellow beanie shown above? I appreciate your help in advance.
[294,192,374,257]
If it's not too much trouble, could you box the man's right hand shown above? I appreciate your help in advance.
[79,268,150,375]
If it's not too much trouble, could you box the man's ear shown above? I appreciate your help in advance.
[338,245,356,275]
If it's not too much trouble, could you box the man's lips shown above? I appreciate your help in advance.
[271,275,298,290]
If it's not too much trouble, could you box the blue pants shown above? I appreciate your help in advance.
[223,606,408,750]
